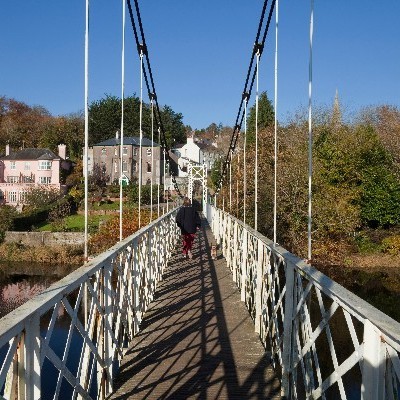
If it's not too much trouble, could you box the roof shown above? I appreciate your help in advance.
[93,136,160,147]
[2,148,60,161]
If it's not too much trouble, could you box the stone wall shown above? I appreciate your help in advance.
[4,231,85,247]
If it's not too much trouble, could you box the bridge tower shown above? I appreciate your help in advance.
[187,163,207,212]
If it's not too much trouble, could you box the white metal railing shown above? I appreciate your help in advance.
[206,203,400,400]
[0,208,180,400]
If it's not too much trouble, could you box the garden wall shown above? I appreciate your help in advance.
[4,232,85,247]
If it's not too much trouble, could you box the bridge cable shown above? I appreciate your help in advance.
[84,0,89,261]
[243,96,248,225]
[157,126,161,216]
[150,96,154,221]
[254,50,260,231]
[126,0,183,197]
[273,0,279,246]
[138,50,144,228]
[308,0,314,261]
[119,0,126,241]
[215,0,276,197]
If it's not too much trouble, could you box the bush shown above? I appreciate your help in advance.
[381,235,400,255]
[127,184,164,205]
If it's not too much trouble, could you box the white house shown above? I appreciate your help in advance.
[171,136,221,178]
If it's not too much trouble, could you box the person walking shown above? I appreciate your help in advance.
[176,197,201,259]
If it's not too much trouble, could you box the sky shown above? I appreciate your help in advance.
[1,1,399,130]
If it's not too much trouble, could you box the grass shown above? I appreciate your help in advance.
[38,214,114,232]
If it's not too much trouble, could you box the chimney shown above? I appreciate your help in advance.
[58,144,66,159]
[116,130,119,140]
[5,144,10,156]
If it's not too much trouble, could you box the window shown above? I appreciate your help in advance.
[122,161,128,172]
[22,176,34,183]
[101,148,107,155]
[114,148,118,156]
[132,160,137,172]
[38,160,52,170]
[133,148,138,156]
[147,162,152,173]
[7,176,19,183]
[39,176,51,184]
[114,161,118,173]
[147,148,152,157]
[24,162,31,170]
[8,191,17,203]
[10,161,16,170]
[123,147,128,156]
[19,192,26,202]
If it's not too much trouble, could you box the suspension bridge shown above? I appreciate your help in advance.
[1,0,400,399]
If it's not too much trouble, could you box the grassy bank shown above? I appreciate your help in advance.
[0,242,84,266]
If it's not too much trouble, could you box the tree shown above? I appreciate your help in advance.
[0,205,18,242]
[246,91,275,143]
[88,94,186,147]
[23,186,61,211]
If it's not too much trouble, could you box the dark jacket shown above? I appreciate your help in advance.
[176,205,201,234]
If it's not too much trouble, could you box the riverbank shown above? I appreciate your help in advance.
[315,256,400,322]
[0,242,84,266]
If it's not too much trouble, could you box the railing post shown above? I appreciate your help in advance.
[232,221,238,282]
[255,239,263,334]
[25,314,41,400]
[241,231,248,302]
[103,263,113,396]
[281,263,295,399]
[361,319,384,399]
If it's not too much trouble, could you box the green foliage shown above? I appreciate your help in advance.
[88,94,186,146]
[0,206,18,242]
[360,167,400,227]
[24,186,61,211]
[127,184,164,205]
[381,235,400,255]
[247,91,275,144]
[210,158,222,190]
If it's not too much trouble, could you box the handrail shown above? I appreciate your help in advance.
[206,203,400,400]
[0,208,180,399]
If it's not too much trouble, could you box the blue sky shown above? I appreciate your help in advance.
[1,1,399,130]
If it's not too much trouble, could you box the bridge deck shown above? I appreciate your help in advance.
[110,220,280,399]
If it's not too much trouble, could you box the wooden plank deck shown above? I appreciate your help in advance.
[109,220,281,399]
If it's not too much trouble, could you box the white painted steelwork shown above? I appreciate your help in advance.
[0,209,179,400]
[206,204,400,400]
[187,163,207,211]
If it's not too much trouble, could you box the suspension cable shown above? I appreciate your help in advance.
[150,95,154,221]
[308,0,314,261]
[119,0,126,241]
[215,0,276,196]
[254,50,260,231]
[157,126,161,216]
[126,0,182,197]
[273,0,279,246]
[243,96,248,225]
[229,152,232,211]
[138,51,144,227]
[84,0,89,261]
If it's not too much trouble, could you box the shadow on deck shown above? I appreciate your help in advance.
[109,220,280,399]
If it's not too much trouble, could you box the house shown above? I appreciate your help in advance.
[89,134,163,186]
[170,135,221,178]
[0,144,68,207]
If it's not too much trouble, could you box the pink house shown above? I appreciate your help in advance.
[0,144,67,207]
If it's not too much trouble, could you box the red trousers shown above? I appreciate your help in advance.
[182,233,196,254]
